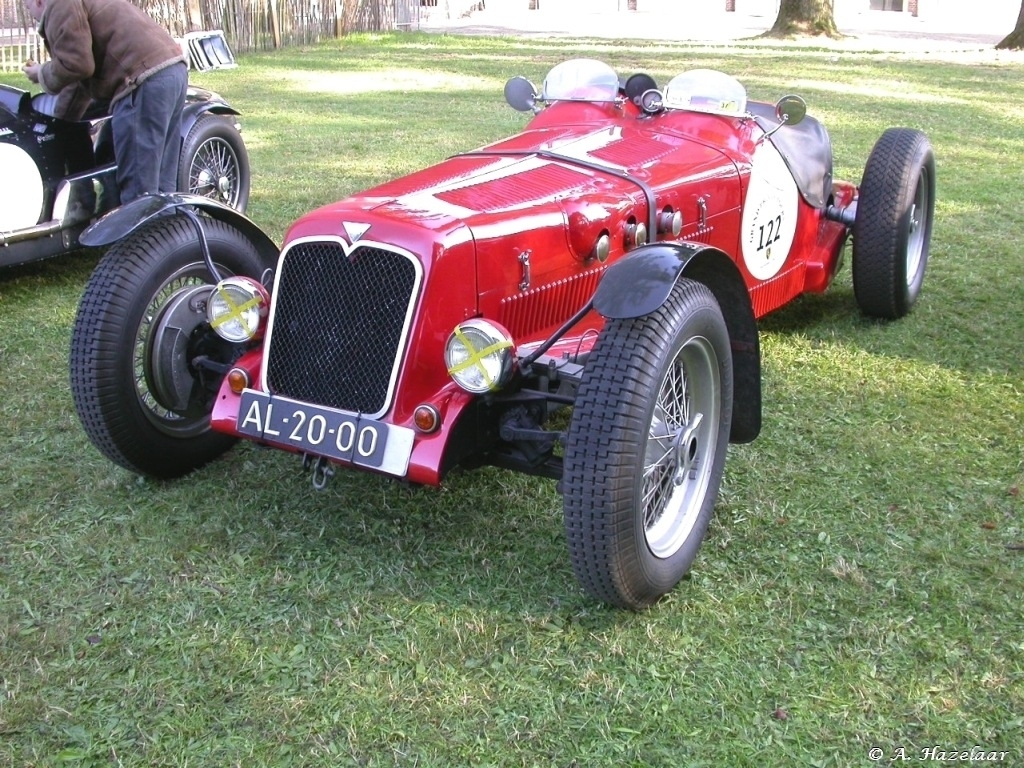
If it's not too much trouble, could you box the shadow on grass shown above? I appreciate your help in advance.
[126,442,643,625]
[0,247,102,289]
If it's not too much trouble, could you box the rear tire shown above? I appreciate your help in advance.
[69,215,267,478]
[852,128,935,319]
[563,279,733,609]
[178,115,251,212]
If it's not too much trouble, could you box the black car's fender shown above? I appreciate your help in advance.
[80,192,278,266]
[181,88,241,137]
[87,89,240,167]
[593,241,761,443]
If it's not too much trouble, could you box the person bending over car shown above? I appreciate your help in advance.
[22,0,187,204]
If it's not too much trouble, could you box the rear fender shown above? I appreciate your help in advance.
[90,100,243,175]
[593,242,761,443]
[79,192,278,266]
[181,98,241,137]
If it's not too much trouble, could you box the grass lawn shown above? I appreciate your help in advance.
[1,31,1022,767]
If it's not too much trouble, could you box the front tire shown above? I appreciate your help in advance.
[69,215,267,478]
[179,114,251,212]
[563,279,733,609]
[852,128,935,319]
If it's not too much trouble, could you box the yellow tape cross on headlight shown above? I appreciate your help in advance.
[209,284,261,336]
[447,327,512,391]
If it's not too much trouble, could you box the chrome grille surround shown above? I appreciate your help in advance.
[261,236,422,418]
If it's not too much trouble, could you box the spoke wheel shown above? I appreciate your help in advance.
[852,127,935,319]
[179,115,251,211]
[563,278,733,609]
[70,215,268,478]
[643,335,720,559]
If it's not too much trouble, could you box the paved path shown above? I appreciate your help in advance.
[417,6,1012,54]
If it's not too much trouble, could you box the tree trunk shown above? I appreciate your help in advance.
[995,0,1024,49]
[765,0,840,38]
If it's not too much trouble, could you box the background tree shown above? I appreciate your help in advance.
[995,0,1024,49]
[765,0,840,38]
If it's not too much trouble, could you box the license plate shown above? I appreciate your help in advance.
[236,390,414,477]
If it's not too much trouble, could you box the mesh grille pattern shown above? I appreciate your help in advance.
[265,241,418,415]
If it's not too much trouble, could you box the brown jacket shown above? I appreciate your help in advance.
[38,0,185,119]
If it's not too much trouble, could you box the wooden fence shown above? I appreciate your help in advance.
[0,0,463,71]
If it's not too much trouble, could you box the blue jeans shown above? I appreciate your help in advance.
[111,62,188,204]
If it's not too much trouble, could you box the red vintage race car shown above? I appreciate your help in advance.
[69,59,935,609]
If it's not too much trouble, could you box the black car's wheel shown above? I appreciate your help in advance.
[563,279,733,609]
[69,215,267,478]
[179,114,251,212]
[852,127,935,319]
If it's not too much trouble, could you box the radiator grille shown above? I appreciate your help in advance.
[264,240,419,416]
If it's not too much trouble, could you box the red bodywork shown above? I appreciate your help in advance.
[210,94,855,485]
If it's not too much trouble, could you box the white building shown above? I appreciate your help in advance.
[474,0,1019,24]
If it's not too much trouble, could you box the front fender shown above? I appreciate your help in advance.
[593,240,762,444]
[80,193,279,265]
[592,242,706,319]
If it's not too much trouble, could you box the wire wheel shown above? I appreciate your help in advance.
[563,278,733,609]
[179,115,251,211]
[643,335,721,559]
[852,127,935,319]
[70,215,267,478]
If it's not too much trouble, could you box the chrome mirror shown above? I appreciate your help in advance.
[504,76,540,113]
[775,94,807,126]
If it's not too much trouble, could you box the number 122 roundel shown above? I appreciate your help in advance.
[741,140,800,281]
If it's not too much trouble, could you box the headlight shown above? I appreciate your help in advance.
[445,319,514,394]
[207,276,269,343]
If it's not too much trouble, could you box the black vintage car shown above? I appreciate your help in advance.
[0,83,250,267]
